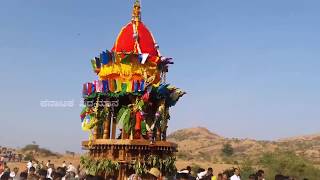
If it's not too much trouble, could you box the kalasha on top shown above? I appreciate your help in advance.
[80,0,185,179]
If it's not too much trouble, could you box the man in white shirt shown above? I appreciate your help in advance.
[62,161,67,168]
[46,160,51,167]
[47,164,53,179]
[230,168,241,180]
[27,160,33,172]
[67,163,76,173]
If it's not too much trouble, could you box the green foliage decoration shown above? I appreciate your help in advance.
[80,156,120,176]
[129,155,177,176]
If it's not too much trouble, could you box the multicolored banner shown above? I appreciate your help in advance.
[82,79,146,96]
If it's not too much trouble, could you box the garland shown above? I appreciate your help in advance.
[80,156,120,176]
[129,155,177,176]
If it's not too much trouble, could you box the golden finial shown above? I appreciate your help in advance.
[132,0,141,22]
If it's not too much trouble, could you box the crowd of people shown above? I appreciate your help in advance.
[174,167,294,180]
[0,160,80,180]
[0,147,22,163]
[0,160,311,180]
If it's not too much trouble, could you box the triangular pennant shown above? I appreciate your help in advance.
[140,53,149,64]
[90,59,97,71]
[95,57,101,68]
[100,51,110,65]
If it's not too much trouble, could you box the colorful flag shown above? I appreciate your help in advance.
[91,59,97,71]
[100,51,109,65]
[139,53,149,64]
[95,57,101,69]
[102,80,109,92]
[87,83,92,95]
[139,80,145,91]
[82,83,88,97]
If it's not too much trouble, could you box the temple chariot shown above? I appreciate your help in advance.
[80,1,185,179]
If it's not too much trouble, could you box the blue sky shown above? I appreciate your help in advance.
[0,0,320,152]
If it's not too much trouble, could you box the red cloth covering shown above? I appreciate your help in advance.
[135,111,143,130]
[112,22,159,59]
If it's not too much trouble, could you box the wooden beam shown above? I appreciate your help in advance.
[103,116,111,139]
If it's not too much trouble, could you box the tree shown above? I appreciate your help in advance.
[222,143,234,157]
[259,151,320,179]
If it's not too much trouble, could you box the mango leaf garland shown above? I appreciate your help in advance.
[141,121,147,135]
[116,107,131,133]
[137,100,144,110]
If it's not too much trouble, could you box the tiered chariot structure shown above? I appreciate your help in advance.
[80,1,185,179]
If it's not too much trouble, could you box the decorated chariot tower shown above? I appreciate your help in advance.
[80,1,185,179]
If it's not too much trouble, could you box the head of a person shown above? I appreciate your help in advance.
[13,167,19,174]
[256,170,264,180]
[20,172,28,180]
[222,173,228,180]
[4,168,10,173]
[38,169,48,179]
[217,173,223,180]
[234,168,240,176]
[186,166,191,174]
[207,167,213,175]
[249,174,256,180]
[29,167,36,175]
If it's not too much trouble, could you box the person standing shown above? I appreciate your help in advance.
[230,168,240,180]
[46,160,51,167]
[256,170,265,180]
[9,167,19,180]
[62,161,67,168]
[206,168,217,180]
[27,160,33,172]
[222,173,228,180]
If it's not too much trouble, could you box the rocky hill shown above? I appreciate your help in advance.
[168,127,320,165]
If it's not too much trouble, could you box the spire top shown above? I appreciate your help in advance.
[132,0,141,22]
